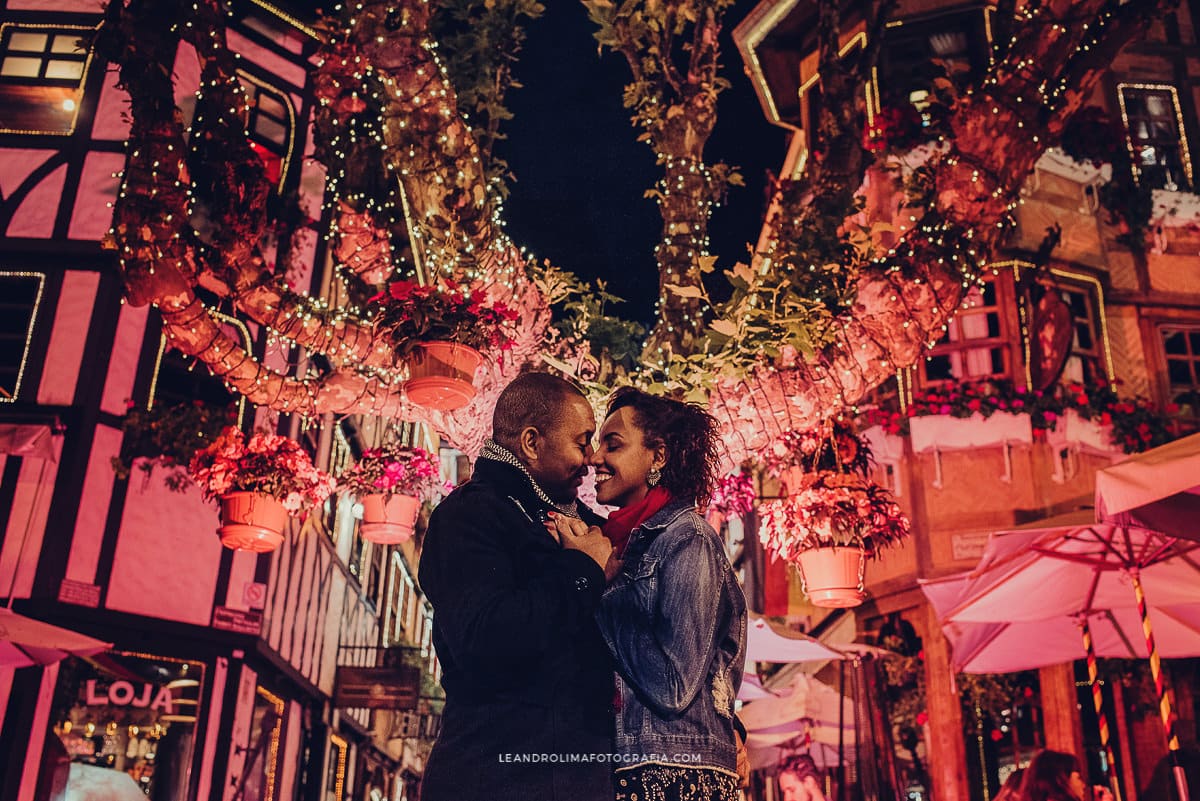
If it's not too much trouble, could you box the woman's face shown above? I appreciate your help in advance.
[1068,770,1087,801]
[591,406,663,508]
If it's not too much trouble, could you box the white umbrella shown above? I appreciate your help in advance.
[1095,432,1200,541]
[0,608,110,668]
[745,614,842,664]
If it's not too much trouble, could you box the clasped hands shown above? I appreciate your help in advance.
[545,513,622,582]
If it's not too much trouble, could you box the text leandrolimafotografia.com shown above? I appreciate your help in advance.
[497,753,704,764]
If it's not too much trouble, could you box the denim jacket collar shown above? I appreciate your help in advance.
[637,496,697,532]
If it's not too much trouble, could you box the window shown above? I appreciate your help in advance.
[0,24,93,135]
[1055,285,1103,385]
[878,8,990,116]
[385,553,417,647]
[0,272,46,402]
[1119,84,1193,190]
[922,278,1014,384]
[237,72,294,191]
[148,309,249,425]
[1162,327,1200,392]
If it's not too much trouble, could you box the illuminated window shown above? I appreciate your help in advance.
[1119,85,1192,190]
[237,72,294,191]
[0,24,93,135]
[0,272,46,402]
[922,277,1014,384]
[148,309,250,425]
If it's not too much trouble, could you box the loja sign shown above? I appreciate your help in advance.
[85,680,174,714]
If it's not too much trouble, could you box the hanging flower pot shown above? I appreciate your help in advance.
[218,491,289,552]
[337,444,441,544]
[402,341,484,411]
[359,492,421,544]
[795,546,867,608]
[190,427,336,553]
[369,278,518,411]
[759,424,910,612]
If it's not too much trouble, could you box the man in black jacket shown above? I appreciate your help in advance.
[419,372,615,801]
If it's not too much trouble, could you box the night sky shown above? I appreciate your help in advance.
[497,1,784,324]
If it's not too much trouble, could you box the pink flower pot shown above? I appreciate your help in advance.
[360,493,421,544]
[795,546,866,608]
[219,492,288,552]
[402,342,483,411]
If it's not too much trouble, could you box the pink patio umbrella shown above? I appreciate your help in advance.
[1095,432,1200,542]
[0,607,111,668]
[744,613,843,665]
[920,516,1199,801]
[740,673,857,771]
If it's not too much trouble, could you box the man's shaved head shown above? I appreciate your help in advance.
[492,372,588,451]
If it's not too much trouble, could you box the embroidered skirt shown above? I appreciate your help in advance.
[613,764,739,801]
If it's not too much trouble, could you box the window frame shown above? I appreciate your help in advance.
[1160,324,1200,394]
[916,272,1020,388]
[0,271,46,403]
[1117,83,1194,189]
[0,23,97,136]
[235,70,296,193]
[146,308,250,426]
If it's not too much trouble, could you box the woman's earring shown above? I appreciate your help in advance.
[646,467,661,487]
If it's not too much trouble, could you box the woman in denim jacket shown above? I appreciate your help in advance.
[551,387,747,800]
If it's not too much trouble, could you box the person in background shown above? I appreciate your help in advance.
[551,387,747,801]
[778,754,827,801]
[994,768,1026,801]
[1019,750,1113,801]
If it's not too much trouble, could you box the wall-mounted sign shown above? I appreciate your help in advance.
[85,680,175,713]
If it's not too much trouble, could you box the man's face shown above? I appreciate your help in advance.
[524,396,595,503]
[779,772,823,801]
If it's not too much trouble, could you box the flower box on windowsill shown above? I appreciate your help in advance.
[909,412,1033,453]
[1044,409,1118,455]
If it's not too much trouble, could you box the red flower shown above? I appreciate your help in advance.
[990,730,1005,742]
[1166,403,1181,414]
[388,280,419,301]
[916,711,929,726]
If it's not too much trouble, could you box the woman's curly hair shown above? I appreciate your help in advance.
[606,386,722,505]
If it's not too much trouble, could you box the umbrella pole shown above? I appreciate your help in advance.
[1080,618,1122,801]
[1130,572,1189,801]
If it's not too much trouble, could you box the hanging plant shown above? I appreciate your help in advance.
[371,278,519,410]
[758,422,909,608]
[189,427,336,551]
[707,472,757,519]
[338,444,444,544]
[759,470,910,558]
[762,416,872,478]
[371,278,518,359]
[112,400,238,491]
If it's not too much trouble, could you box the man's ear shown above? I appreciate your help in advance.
[517,426,540,463]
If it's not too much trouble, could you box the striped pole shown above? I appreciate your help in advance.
[1130,572,1190,801]
[1080,618,1122,801]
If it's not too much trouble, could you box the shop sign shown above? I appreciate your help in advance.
[57,579,100,608]
[85,680,175,713]
[212,605,262,635]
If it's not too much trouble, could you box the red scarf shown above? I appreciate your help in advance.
[601,485,672,559]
